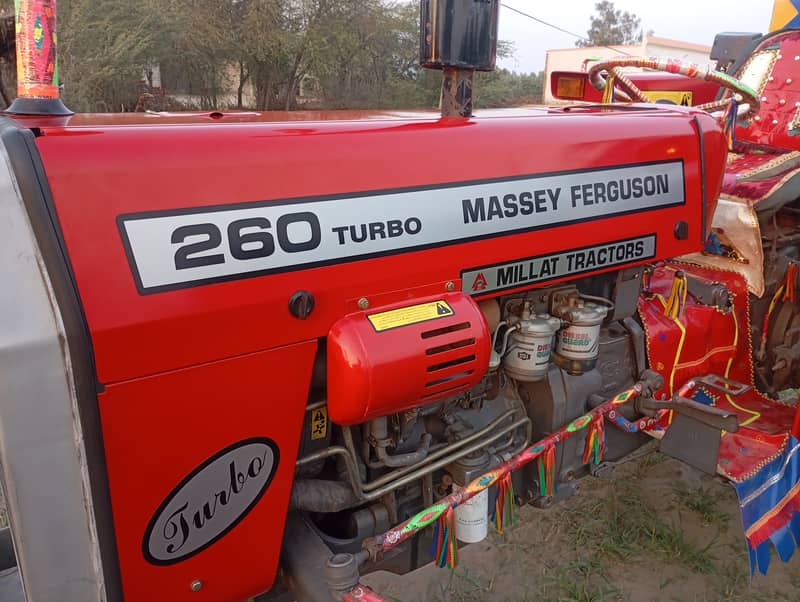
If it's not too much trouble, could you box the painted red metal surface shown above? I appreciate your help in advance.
[98,341,316,602]
[327,292,490,424]
[33,107,725,385]
[550,70,720,105]
[24,105,727,599]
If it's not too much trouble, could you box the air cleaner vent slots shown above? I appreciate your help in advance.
[421,384,470,400]
[421,322,470,339]
[425,338,476,355]
[427,355,476,372]
[425,370,476,389]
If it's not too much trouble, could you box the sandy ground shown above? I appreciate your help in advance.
[363,451,800,602]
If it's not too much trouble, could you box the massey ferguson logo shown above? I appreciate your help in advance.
[143,438,279,565]
[472,272,488,292]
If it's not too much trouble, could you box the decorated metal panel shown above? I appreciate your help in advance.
[33,107,726,384]
[98,341,316,602]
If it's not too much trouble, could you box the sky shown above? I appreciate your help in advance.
[496,0,774,73]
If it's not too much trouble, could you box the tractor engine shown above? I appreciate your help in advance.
[289,272,649,565]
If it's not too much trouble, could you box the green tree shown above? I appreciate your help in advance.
[49,0,533,112]
[60,0,175,112]
[576,1,641,48]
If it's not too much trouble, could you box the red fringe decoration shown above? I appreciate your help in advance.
[582,413,606,465]
[538,445,556,497]
[493,472,515,534]
[431,506,458,569]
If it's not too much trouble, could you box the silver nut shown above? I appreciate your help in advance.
[190,580,203,592]
[445,281,456,291]
[357,297,369,310]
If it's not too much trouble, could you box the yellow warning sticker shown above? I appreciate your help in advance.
[367,300,454,332]
[311,407,328,440]
[641,90,692,106]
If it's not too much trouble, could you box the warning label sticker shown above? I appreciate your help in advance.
[367,300,454,332]
[311,407,328,440]
[641,90,692,106]
[462,234,657,295]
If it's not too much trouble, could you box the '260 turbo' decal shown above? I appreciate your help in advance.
[118,160,684,293]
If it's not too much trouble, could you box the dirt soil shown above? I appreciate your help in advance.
[363,450,800,601]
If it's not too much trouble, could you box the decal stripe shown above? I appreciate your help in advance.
[118,160,685,294]
[461,234,657,295]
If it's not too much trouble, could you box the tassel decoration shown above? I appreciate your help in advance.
[493,472,515,534]
[538,445,556,497]
[431,505,458,569]
[601,74,616,104]
[664,270,688,319]
[723,98,739,150]
[582,413,606,465]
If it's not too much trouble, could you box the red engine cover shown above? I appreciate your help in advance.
[327,293,490,424]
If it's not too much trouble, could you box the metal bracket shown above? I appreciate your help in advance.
[659,413,722,475]
[694,375,751,396]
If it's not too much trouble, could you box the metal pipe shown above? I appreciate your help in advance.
[367,382,648,557]
[362,417,530,502]
[376,433,433,468]
[296,446,364,498]
[361,409,521,491]
[441,67,474,117]
[294,415,531,504]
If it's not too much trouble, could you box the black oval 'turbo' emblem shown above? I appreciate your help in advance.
[143,437,279,565]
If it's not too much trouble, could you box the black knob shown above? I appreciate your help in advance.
[674,220,689,240]
[289,290,315,320]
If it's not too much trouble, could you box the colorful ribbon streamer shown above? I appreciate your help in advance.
[493,472,515,534]
[431,506,458,569]
[538,445,556,497]
[582,413,606,465]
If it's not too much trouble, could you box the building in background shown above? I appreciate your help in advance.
[543,35,712,104]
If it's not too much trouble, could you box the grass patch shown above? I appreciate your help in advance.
[674,484,730,529]
[535,559,619,602]
[633,450,668,477]
[562,480,716,574]
[431,567,495,602]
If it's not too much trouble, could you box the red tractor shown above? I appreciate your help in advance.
[2,1,800,602]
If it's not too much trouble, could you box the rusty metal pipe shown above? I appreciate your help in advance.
[441,67,474,117]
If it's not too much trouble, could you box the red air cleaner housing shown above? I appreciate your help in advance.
[327,293,490,424]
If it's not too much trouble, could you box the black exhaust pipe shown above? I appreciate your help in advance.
[420,0,500,117]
